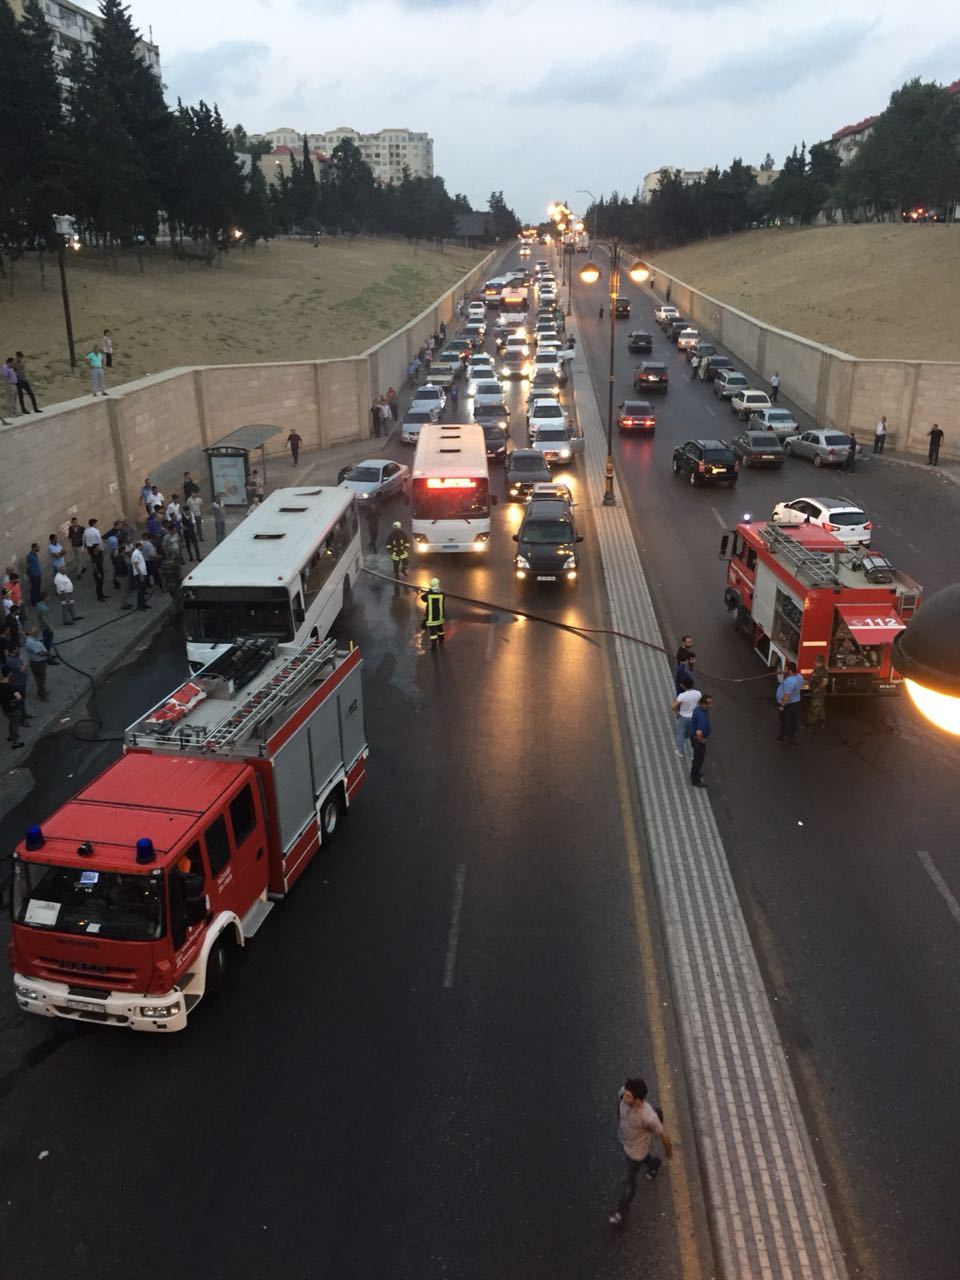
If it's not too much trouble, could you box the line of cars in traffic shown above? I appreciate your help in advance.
[619,296,874,545]
[396,257,587,585]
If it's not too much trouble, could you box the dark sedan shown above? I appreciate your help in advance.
[480,423,511,464]
[617,400,656,433]
[505,448,552,500]
[627,330,653,353]
[730,430,785,468]
[667,319,688,342]
[686,341,716,364]
[698,354,734,382]
[634,362,669,393]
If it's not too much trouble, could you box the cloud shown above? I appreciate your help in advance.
[654,20,875,105]
[165,40,270,106]
[508,48,662,106]
[900,37,960,87]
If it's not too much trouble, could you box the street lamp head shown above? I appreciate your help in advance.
[580,261,601,284]
[893,584,960,734]
[627,260,651,285]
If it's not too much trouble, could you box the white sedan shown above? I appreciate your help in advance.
[771,496,872,545]
[528,397,569,439]
[338,458,410,502]
[467,301,486,320]
[473,378,505,407]
[411,383,446,418]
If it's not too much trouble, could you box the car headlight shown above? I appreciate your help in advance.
[559,448,571,459]
[15,985,42,1002]
[516,555,530,569]
[139,1002,182,1019]
[563,555,576,570]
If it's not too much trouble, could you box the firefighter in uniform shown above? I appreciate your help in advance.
[805,655,828,732]
[421,577,445,646]
[386,521,410,579]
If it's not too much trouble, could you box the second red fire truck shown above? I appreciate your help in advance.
[720,519,922,694]
[9,637,367,1032]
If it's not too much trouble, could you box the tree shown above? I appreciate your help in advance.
[487,190,521,239]
[173,101,244,244]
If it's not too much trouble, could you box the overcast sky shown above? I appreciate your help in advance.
[130,0,956,223]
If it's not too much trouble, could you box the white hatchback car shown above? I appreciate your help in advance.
[467,301,486,320]
[677,328,700,351]
[730,388,772,421]
[771,496,872,545]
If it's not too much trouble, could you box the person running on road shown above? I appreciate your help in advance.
[608,1077,673,1228]
[385,522,410,578]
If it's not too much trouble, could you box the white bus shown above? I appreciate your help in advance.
[181,487,362,671]
[411,422,494,554]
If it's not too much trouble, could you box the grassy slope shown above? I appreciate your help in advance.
[4,239,484,407]
[649,224,960,361]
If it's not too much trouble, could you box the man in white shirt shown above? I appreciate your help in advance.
[166,494,182,523]
[608,1077,673,1227]
[54,570,82,625]
[146,486,164,515]
[672,678,702,756]
[874,416,887,455]
[185,492,204,541]
[130,543,149,611]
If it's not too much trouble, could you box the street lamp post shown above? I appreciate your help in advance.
[576,189,598,244]
[55,234,77,369]
[580,242,649,506]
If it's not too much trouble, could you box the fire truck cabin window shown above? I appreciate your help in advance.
[205,815,231,876]
[229,786,256,846]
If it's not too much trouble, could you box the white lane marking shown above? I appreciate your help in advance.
[442,863,468,988]
[710,506,726,529]
[703,403,716,416]
[917,850,960,927]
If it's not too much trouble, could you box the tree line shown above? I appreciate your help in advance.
[588,78,960,249]
[0,0,521,265]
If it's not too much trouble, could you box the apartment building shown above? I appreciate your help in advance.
[642,163,780,202]
[9,0,162,79]
[251,126,434,185]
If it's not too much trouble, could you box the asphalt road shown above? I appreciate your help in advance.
[571,254,960,1279]
[0,288,713,1279]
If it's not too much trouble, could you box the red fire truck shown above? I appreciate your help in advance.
[9,637,367,1032]
[720,520,922,694]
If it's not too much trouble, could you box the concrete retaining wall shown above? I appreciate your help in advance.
[650,263,957,459]
[0,247,497,568]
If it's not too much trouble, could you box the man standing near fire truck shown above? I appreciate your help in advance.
[776,661,804,744]
[805,656,828,732]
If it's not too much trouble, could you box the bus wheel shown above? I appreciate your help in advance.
[319,790,341,842]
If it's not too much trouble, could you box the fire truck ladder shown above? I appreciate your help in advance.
[759,523,839,589]
[201,638,339,754]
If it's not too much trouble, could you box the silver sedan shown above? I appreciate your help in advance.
[783,430,861,467]
[338,458,410,502]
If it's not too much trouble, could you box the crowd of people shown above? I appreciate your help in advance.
[0,469,210,752]
[1,331,118,424]
[404,320,448,388]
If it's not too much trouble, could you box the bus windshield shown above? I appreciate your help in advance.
[13,861,164,941]
[183,588,294,643]
[412,477,491,521]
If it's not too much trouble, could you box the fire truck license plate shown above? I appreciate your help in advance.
[67,999,104,1013]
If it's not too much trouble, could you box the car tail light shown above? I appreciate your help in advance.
[822,521,837,531]
[642,418,654,427]
[623,417,635,425]
[828,448,836,456]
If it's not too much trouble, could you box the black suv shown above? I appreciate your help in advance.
[614,297,631,318]
[505,448,552,500]
[635,362,669,393]
[627,330,653,353]
[513,499,583,585]
[672,439,739,487]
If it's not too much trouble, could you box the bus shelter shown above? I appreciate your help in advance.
[204,424,283,507]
